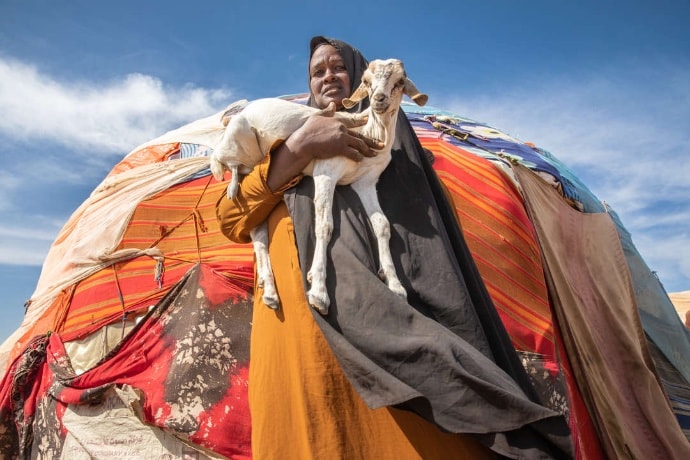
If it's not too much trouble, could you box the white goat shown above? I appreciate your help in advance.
[211,59,428,314]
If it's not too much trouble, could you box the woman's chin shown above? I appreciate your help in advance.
[322,97,344,110]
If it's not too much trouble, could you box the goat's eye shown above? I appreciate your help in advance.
[395,79,405,88]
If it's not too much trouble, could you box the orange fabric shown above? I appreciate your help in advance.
[217,159,495,459]
[427,140,555,361]
[108,143,180,176]
[56,175,254,340]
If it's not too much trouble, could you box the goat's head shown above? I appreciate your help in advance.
[342,59,428,113]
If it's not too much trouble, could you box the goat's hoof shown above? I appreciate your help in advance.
[260,281,280,309]
[388,279,407,300]
[226,182,239,200]
[307,290,330,315]
[263,295,280,310]
[377,268,388,282]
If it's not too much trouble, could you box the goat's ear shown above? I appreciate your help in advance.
[342,83,369,109]
[403,78,428,106]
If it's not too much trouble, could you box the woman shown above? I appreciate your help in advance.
[217,36,571,459]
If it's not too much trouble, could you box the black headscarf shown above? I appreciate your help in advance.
[284,36,573,459]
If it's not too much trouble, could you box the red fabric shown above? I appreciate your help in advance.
[0,264,252,459]
[0,336,54,456]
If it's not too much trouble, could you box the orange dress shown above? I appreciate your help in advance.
[217,159,494,460]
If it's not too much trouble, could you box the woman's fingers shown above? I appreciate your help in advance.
[346,130,383,159]
[293,114,383,162]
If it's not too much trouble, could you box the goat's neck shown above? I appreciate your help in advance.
[361,107,399,151]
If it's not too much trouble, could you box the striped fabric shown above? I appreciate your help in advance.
[56,175,254,341]
[412,119,557,365]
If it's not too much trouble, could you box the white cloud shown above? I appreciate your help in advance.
[0,56,233,153]
[0,55,235,268]
[0,170,21,211]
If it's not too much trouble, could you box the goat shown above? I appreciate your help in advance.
[211,59,428,314]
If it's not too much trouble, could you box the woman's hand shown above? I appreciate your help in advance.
[266,114,382,192]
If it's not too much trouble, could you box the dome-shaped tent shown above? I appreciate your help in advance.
[1,94,689,458]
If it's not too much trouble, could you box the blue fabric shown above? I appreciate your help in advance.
[403,106,566,194]
[179,143,212,159]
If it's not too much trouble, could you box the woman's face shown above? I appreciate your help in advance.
[309,44,351,110]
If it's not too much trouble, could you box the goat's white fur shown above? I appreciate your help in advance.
[211,59,428,314]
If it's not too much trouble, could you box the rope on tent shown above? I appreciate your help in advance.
[427,117,505,158]
[74,247,165,290]
[111,264,128,342]
[146,174,214,265]
[73,248,164,266]
[430,120,470,141]
[191,175,213,263]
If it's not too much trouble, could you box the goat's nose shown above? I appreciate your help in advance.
[373,93,385,102]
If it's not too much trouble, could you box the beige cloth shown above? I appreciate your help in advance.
[514,164,690,459]
[670,291,690,327]
[60,386,224,459]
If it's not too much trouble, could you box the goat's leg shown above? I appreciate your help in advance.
[250,223,280,309]
[227,165,240,199]
[351,181,407,300]
[306,173,337,315]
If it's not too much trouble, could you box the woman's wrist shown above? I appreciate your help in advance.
[266,133,313,192]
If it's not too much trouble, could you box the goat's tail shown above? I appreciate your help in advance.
[209,154,226,181]
[209,155,240,199]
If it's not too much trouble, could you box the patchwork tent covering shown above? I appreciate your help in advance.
[1,94,689,458]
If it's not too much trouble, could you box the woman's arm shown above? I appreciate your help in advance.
[216,114,381,243]
[216,154,290,244]
[266,113,381,190]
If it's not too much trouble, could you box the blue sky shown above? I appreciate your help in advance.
[0,0,689,343]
